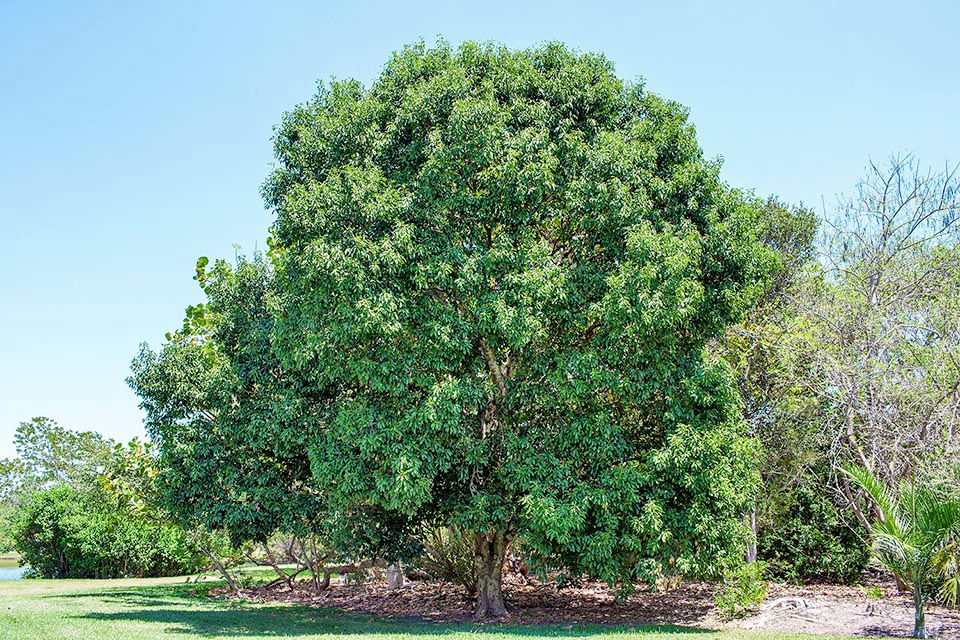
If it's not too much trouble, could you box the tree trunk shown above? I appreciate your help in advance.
[745,509,758,564]
[262,544,294,590]
[913,588,926,638]
[386,563,403,590]
[204,548,240,597]
[474,530,508,618]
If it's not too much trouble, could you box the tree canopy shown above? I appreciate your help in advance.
[132,39,775,617]
[0,419,207,579]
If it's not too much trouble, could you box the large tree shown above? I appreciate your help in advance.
[128,256,421,590]
[258,40,772,616]
[0,417,113,495]
[128,257,340,550]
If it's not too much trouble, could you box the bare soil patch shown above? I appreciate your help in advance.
[737,582,959,638]
[243,572,960,638]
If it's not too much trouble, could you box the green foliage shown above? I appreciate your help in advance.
[843,465,960,637]
[940,573,960,608]
[131,40,774,614]
[0,506,14,554]
[758,482,870,584]
[0,418,150,566]
[12,485,205,579]
[716,158,960,610]
[99,435,247,591]
[0,417,118,556]
[0,417,114,504]
[128,256,326,547]
[861,585,884,600]
[6,431,227,581]
[713,561,769,619]
[263,38,771,588]
[13,417,113,486]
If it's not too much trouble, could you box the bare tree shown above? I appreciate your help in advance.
[809,154,960,510]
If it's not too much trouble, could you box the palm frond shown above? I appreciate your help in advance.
[898,481,920,537]
[933,540,960,608]
[841,464,902,534]
[873,532,914,559]
[938,575,960,608]
[918,496,960,543]
[841,464,960,612]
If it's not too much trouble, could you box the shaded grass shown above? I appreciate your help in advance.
[0,573,868,640]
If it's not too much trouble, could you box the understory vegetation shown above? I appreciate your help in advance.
[13,484,203,579]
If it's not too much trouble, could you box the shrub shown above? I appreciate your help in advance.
[13,485,205,578]
[414,527,477,594]
[758,483,870,584]
[862,585,885,600]
[714,561,769,619]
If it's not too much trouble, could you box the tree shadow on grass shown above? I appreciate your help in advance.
[64,587,712,637]
[49,584,212,601]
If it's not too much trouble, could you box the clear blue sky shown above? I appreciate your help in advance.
[1,0,958,458]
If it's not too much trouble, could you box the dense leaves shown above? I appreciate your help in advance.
[0,417,113,500]
[12,484,204,579]
[129,40,780,616]
[715,199,872,582]
[758,481,869,584]
[1,418,116,555]
[129,43,960,622]
[254,39,774,614]
[128,256,326,546]
[717,161,960,592]
[1,420,207,579]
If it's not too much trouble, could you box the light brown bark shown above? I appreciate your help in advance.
[474,530,508,618]
[204,548,240,596]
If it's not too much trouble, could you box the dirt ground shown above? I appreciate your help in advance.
[244,571,960,638]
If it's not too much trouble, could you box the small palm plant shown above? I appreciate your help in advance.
[843,465,960,639]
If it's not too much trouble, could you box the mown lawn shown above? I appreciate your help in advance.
[0,574,867,640]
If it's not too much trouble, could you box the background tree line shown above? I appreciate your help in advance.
[0,418,212,579]
[720,155,960,589]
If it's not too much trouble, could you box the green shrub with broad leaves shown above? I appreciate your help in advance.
[759,482,870,584]
[12,485,205,579]
[714,561,770,619]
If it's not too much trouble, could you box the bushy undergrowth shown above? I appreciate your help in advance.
[714,561,769,618]
[13,485,205,578]
[412,527,477,594]
[759,483,870,584]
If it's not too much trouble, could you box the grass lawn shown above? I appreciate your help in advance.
[0,573,869,640]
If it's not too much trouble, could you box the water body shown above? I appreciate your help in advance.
[0,558,26,580]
